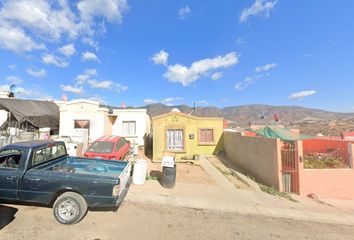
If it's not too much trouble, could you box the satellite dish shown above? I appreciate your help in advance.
[9,84,19,93]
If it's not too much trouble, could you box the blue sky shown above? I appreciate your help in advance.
[0,0,353,112]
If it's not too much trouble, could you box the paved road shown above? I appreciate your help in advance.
[1,202,353,240]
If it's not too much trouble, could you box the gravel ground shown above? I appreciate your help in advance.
[1,202,353,240]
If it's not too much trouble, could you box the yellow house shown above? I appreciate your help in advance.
[152,110,224,160]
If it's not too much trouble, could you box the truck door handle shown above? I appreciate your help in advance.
[6,176,15,180]
[28,178,41,181]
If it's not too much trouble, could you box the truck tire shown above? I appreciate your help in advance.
[53,192,88,225]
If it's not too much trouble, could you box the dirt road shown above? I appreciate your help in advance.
[1,202,353,240]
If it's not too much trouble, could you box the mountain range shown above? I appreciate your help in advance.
[141,103,354,135]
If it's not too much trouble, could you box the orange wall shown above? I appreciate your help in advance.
[303,139,349,152]
[298,143,354,199]
[299,167,354,199]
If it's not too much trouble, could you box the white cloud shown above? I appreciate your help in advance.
[87,79,128,92]
[81,51,99,62]
[234,75,264,91]
[255,63,277,72]
[84,68,97,76]
[42,54,69,68]
[0,85,10,91]
[16,86,52,100]
[0,0,128,54]
[0,0,79,41]
[211,72,223,81]
[0,84,52,100]
[87,79,114,89]
[0,23,45,53]
[115,83,128,92]
[143,99,158,105]
[77,0,129,24]
[178,6,191,19]
[151,50,169,66]
[8,64,16,70]
[288,90,316,100]
[61,84,84,94]
[5,76,23,84]
[75,68,97,84]
[75,74,90,84]
[163,52,238,86]
[26,67,47,78]
[161,97,184,106]
[240,0,277,22]
[82,37,99,50]
[58,43,76,57]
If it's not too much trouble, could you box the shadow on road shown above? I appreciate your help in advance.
[0,205,18,229]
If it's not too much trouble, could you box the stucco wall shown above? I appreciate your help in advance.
[298,143,354,199]
[59,100,108,142]
[152,112,223,160]
[223,132,282,189]
[111,109,150,146]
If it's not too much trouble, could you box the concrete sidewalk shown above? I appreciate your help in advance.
[126,155,354,225]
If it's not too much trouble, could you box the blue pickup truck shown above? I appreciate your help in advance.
[0,140,132,224]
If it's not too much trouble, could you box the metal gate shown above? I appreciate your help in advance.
[281,142,299,193]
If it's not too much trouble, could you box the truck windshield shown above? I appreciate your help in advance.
[86,142,114,153]
[33,144,66,166]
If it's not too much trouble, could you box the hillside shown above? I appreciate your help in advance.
[142,103,354,135]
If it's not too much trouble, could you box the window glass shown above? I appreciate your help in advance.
[74,120,90,129]
[115,138,127,151]
[0,149,22,169]
[199,129,214,143]
[32,144,66,166]
[122,121,136,135]
[86,141,114,153]
[166,129,184,150]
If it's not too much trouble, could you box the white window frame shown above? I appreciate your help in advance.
[122,121,136,136]
[166,129,184,151]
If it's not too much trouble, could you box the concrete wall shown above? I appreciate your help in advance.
[298,143,354,199]
[152,112,224,160]
[111,109,150,146]
[223,132,282,189]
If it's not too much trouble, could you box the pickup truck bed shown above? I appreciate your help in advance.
[41,157,129,178]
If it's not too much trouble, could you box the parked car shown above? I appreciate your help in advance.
[84,135,131,160]
[0,140,132,224]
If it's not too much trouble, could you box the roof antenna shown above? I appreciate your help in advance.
[188,102,196,115]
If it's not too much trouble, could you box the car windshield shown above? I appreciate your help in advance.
[86,142,114,154]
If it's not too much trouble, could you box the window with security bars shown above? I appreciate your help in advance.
[166,129,184,150]
[199,129,214,143]
[122,121,136,136]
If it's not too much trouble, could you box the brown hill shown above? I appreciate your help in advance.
[142,103,354,135]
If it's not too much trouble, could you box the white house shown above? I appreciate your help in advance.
[58,99,111,143]
[111,109,150,146]
[57,99,150,149]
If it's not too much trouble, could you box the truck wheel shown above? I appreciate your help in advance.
[53,192,88,225]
